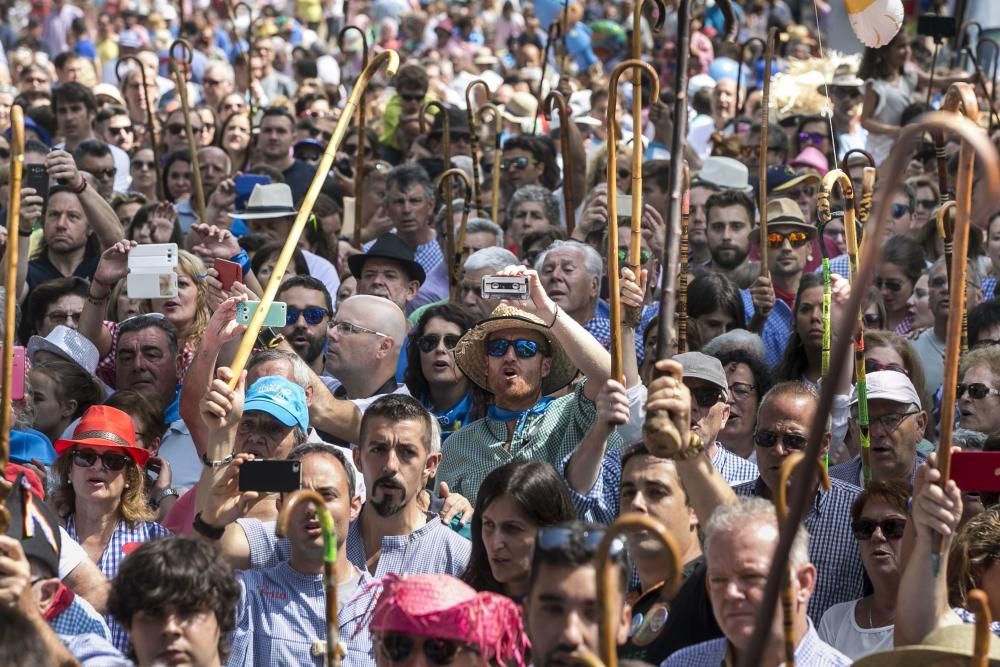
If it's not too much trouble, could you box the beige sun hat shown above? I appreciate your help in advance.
[852,624,1000,666]
[454,304,578,395]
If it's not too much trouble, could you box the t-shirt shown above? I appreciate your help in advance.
[27,253,100,293]
[282,160,318,207]
[650,560,722,659]
[817,599,894,660]
[620,558,706,664]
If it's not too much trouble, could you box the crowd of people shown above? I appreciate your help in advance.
[2,0,1000,665]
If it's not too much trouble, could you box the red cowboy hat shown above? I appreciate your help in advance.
[54,405,150,467]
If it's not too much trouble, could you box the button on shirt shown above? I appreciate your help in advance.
[732,477,864,621]
[740,289,794,368]
[661,621,851,667]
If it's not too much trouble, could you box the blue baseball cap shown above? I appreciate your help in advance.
[10,428,56,466]
[243,376,309,432]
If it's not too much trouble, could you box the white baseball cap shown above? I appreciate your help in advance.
[849,370,922,409]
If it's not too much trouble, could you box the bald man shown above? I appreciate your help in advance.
[323,295,412,411]
[198,146,232,196]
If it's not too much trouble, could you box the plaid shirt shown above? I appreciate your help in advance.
[711,445,760,486]
[740,289,794,368]
[594,301,659,364]
[983,275,996,303]
[829,451,927,488]
[438,379,623,505]
[731,477,864,622]
[60,632,131,666]
[50,595,112,643]
[65,515,172,653]
[662,622,851,666]
[228,562,375,667]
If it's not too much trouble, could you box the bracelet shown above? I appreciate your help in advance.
[201,452,235,468]
[230,248,252,277]
[72,177,87,194]
[547,305,560,328]
[192,512,226,540]
[86,292,109,305]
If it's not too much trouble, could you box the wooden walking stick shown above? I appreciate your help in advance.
[232,1,258,135]
[677,163,690,353]
[465,80,491,214]
[435,168,472,302]
[630,0,666,201]
[957,20,982,69]
[0,105,23,533]
[227,51,400,387]
[736,37,766,115]
[976,38,999,133]
[842,149,877,223]
[964,48,1000,131]
[477,104,503,224]
[757,27,780,281]
[420,101,452,252]
[608,60,659,385]
[339,26,369,249]
[534,21,562,134]
[543,91,577,235]
[277,490,342,667]
[596,514,682,667]
[116,57,163,199]
[738,112,1000,667]
[969,589,992,667]
[169,40,207,226]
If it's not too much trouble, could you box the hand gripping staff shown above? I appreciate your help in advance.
[435,168,472,302]
[169,40,208,227]
[338,26,370,250]
[277,490,342,667]
[116,57,163,199]
[738,111,1000,667]
[465,80,491,215]
[227,51,400,388]
[543,91,577,235]
[0,106,23,533]
[607,60,659,385]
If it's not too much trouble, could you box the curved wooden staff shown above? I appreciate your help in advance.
[596,513,682,667]
[277,489,342,667]
[738,112,1000,667]
[608,60,659,385]
[736,37,767,115]
[420,101,453,257]
[775,453,831,667]
[116,57,162,199]
[677,163,690,353]
[228,51,400,387]
[465,80,491,214]
[757,27,780,281]
[435,168,472,302]
[169,40,207,226]
[842,149,877,222]
[976,38,999,133]
[629,0,666,216]
[957,20,982,69]
[969,589,992,667]
[534,21,562,133]
[231,1,258,131]
[0,106,23,533]
[339,26,369,250]
[543,91,576,235]
[228,2,254,97]
[477,104,503,225]
[964,48,1000,131]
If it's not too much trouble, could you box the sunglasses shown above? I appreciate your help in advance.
[689,386,725,408]
[957,383,1000,400]
[417,333,461,353]
[874,277,904,292]
[915,198,937,211]
[91,167,116,180]
[536,526,624,556]
[72,447,130,472]
[400,93,424,103]
[616,249,653,264]
[798,131,829,145]
[892,203,911,219]
[862,313,882,328]
[753,430,808,451]
[766,230,811,248]
[500,156,536,171]
[782,186,816,200]
[852,517,906,540]
[831,87,863,99]
[285,305,329,326]
[108,125,133,135]
[486,338,543,358]
[864,359,909,376]
[133,160,156,170]
[379,633,476,666]
[167,123,187,135]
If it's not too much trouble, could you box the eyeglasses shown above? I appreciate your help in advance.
[417,333,461,353]
[891,203,911,218]
[728,382,755,401]
[766,230,811,248]
[915,198,936,211]
[753,430,808,451]
[689,386,725,408]
[286,305,330,326]
[616,249,653,264]
[167,123,187,135]
[852,517,906,540]
[798,131,829,146]
[782,186,816,200]
[874,277,904,292]
[486,338,543,358]
[133,160,156,171]
[864,359,909,376]
[378,633,477,666]
[72,447,130,472]
[863,411,919,432]
[500,156,536,171]
[329,320,388,337]
[957,383,1000,400]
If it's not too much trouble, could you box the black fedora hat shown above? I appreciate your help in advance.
[428,105,471,141]
[348,233,427,285]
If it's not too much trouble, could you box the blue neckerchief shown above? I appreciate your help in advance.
[487,396,556,439]
[424,392,473,439]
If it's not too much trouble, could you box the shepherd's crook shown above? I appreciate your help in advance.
[169,40,207,226]
[543,91,576,234]
[435,168,472,301]
[116,57,163,199]
[339,26,370,249]
[465,80,491,214]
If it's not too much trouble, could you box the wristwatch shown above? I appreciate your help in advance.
[152,487,179,508]
[201,452,235,468]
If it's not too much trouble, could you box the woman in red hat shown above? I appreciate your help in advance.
[51,404,171,653]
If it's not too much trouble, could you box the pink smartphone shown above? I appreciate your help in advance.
[2,346,25,401]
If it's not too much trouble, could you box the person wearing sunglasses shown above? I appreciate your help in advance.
[160,108,204,158]
[500,135,547,202]
[128,147,158,201]
[273,276,334,375]
[794,115,834,165]
[378,63,429,163]
[818,65,866,162]
[955,347,1000,438]
[52,405,171,652]
[201,61,236,110]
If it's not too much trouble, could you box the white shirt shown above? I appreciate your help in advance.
[817,599,894,660]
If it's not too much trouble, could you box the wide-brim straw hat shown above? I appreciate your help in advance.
[454,304,577,396]
[852,624,1000,666]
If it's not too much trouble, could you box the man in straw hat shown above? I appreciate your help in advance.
[438,265,617,504]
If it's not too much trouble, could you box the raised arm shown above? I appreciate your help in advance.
[46,150,124,249]
[15,187,43,303]
[79,240,136,359]
[565,378,629,495]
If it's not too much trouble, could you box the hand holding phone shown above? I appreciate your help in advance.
[127,243,179,299]
[236,301,288,327]
[238,460,301,493]
[213,258,243,291]
[25,164,49,203]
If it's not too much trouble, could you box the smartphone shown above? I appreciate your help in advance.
[238,459,301,493]
[236,301,288,327]
[917,14,957,41]
[25,164,48,203]
[2,346,25,401]
[234,174,271,211]
[615,194,633,219]
[127,243,179,299]
[950,452,1000,492]
[213,258,243,291]
[481,275,530,300]
[334,157,354,178]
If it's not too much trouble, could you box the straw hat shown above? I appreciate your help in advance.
[454,304,577,395]
[853,624,1000,666]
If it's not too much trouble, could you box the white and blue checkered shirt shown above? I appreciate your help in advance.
[740,289,794,368]
[661,621,851,666]
[60,632,131,666]
[50,594,112,643]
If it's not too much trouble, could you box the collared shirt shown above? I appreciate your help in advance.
[65,515,172,653]
[740,288,794,368]
[438,379,622,505]
[228,562,375,667]
[731,477,864,621]
[60,632,131,667]
[983,275,996,303]
[661,621,851,666]
[593,301,659,364]
[51,595,113,643]
[710,444,760,486]
[829,451,927,488]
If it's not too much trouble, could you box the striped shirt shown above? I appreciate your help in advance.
[662,622,851,666]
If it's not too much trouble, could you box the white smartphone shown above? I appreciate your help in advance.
[236,301,288,327]
[127,244,179,299]
[615,194,633,219]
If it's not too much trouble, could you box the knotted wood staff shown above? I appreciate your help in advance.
[116,57,162,199]
[543,91,576,235]
[534,21,562,134]
[228,51,400,386]
[735,37,766,115]
[277,490,342,667]
[608,60,659,384]
[842,149,877,223]
[977,38,999,133]
[596,514,681,667]
[477,104,503,225]
[339,26,369,249]
[677,163,690,353]
[970,589,992,667]
[757,27,780,283]
[435,168,472,301]
[0,106,23,533]
[420,101,452,252]
[169,40,207,226]
[739,112,1000,667]
[465,80,490,214]
[630,0,666,199]
[776,453,830,667]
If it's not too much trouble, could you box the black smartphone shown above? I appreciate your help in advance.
[917,14,957,41]
[238,460,302,493]
[334,157,353,178]
[25,164,48,202]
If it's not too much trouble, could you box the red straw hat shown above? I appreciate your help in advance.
[54,405,150,467]
[370,574,529,667]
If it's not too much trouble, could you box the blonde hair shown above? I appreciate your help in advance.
[52,452,155,526]
[140,249,209,344]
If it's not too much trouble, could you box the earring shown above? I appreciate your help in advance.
[124,483,130,489]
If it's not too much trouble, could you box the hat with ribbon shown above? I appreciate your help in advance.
[27,325,101,376]
[500,91,539,128]
[54,405,150,467]
[228,183,298,220]
[348,233,426,285]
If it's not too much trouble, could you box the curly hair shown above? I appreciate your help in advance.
[52,450,155,526]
